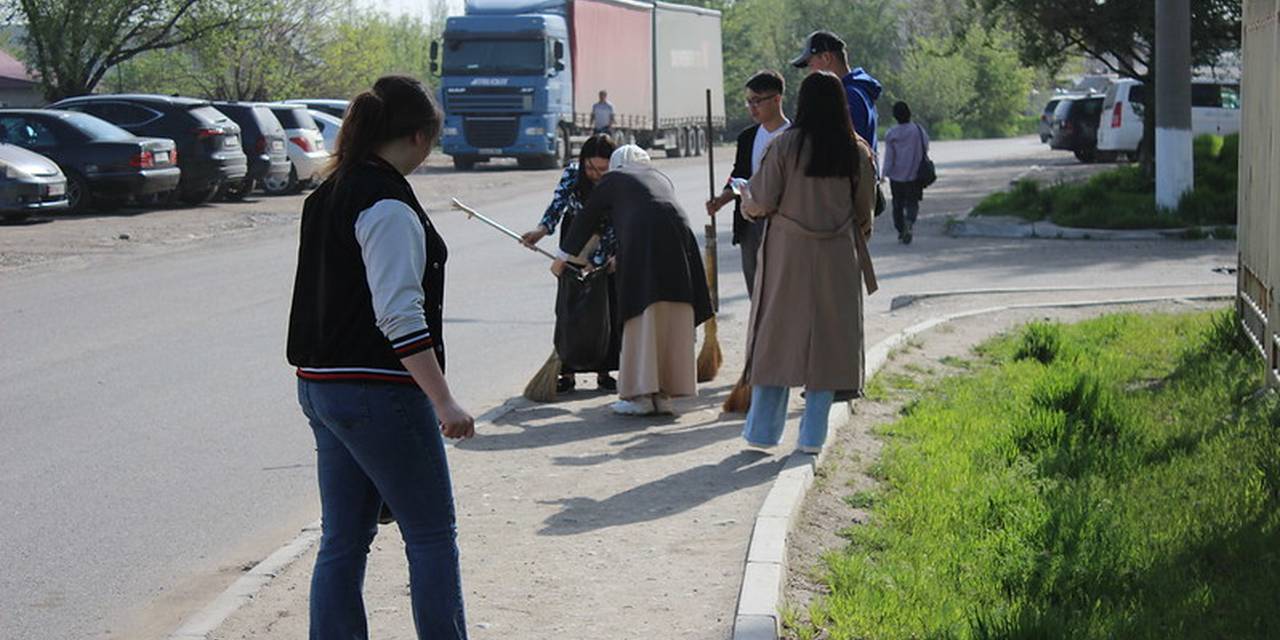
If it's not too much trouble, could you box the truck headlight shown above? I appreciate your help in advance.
[443,127,460,137]
[524,127,546,136]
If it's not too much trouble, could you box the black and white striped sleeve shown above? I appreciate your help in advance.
[354,198,433,358]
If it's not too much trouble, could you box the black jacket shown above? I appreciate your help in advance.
[564,165,714,326]
[287,158,447,383]
[730,124,760,245]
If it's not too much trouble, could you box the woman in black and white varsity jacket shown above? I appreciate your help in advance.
[286,75,473,640]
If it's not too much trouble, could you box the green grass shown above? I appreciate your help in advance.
[971,134,1239,230]
[796,309,1280,640]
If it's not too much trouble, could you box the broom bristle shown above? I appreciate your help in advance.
[696,317,723,383]
[723,376,751,413]
[523,351,561,403]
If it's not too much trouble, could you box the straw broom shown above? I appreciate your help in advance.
[696,88,723,383]
[523,350,562,403]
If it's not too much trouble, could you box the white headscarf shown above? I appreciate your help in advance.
[609,144,651,170]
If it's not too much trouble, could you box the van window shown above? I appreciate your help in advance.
[1220,85,1241,110]
[1043,99,1061,115]
[272,108,318,131]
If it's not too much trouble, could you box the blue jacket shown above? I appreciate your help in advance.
[843,68,882,149]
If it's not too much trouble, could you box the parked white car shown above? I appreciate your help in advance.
[1097,78,1241,157]
[309,110,342,155]
[263,103,329,195]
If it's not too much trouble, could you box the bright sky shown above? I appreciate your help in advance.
[356,0,463,19]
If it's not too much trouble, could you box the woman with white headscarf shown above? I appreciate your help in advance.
[552,146,714,416]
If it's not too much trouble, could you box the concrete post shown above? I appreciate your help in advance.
[1155,0,1194,211]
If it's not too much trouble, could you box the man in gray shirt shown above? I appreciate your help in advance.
[592,90,615,134]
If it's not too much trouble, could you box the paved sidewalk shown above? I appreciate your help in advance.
[211,301,781,639]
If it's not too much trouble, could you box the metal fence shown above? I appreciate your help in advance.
[1239,0,1280,388]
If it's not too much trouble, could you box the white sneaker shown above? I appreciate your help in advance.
[611,397,656,416]
[742,440,776,453]
[796,445,823,455]
[653,395,677,415]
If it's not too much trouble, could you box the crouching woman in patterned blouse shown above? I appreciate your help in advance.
[520,134,620,393]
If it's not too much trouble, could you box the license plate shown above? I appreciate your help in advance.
[46,182,66,197]
[479,148,503,155]
[271,140,284,151]
[224,136,240,148]
[154,151,169,164]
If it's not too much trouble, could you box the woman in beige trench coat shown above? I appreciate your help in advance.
[738,71,878,453]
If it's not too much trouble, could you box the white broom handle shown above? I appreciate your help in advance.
[450,198,584,275]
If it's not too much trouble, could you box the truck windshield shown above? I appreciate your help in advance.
[443,38,546,74]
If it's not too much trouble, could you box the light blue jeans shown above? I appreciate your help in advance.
[741,385,835,449]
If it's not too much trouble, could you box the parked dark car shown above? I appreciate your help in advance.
[47,94,247,204]
[1049,95,1108,163]
[211,101,291,200]
[1039,96,1071,143]
[0,109,179,213]
[0,143,67,220]
[282,99,348,118]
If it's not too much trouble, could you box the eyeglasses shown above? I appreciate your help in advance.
[745,94,779,107]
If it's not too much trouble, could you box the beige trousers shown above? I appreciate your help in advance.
[618,301,697,400]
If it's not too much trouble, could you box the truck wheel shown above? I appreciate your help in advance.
[557,127,571,166]
[665,130,682,159]
[453,156,476,171]
[694,128,704,156]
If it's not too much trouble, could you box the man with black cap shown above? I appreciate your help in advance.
[791,30,883,152]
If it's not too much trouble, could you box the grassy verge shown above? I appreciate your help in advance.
[795,309,1280,639]
[971,134,1238,230]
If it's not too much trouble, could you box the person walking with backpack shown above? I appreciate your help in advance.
[287,75,473,640]
[881,101,930,244]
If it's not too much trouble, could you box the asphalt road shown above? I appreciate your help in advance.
[0,137,1235,639]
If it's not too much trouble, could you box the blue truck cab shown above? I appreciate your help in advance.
[436,2,573,170]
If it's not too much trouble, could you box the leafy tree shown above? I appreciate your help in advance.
[9,0,249,100]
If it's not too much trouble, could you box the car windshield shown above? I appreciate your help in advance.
[273,108,318,130]
[443,38,546,74]
[62,112,134,141]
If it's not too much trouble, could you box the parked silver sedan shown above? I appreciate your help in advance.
[0,143,67,221]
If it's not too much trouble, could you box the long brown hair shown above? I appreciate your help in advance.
[329,75,442,177]
[792,71,857,178]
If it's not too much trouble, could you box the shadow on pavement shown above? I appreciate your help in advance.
[536,450,782,536]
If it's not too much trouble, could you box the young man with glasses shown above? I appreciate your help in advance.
[705,70,790,297]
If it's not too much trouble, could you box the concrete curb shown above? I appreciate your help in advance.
[946,218,1234,241]
[169,521,322,639]
[167,396,529,639]
[888,282,1231,311]
[728,293,1234,640]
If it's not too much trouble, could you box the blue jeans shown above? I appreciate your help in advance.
[741,386,835,449]
[297,379,467,640]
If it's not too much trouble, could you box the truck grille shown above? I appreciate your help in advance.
[446,88,530,114]
[464,118,518,148]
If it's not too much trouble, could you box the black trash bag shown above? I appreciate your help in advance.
[554,268,612,371]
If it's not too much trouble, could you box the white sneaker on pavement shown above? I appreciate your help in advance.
[742,440,776,453]
[611,397,656,416]
[653,395,677,415]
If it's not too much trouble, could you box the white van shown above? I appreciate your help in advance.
[1097,78,1241,157]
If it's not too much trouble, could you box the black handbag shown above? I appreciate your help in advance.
[914,123,937,189]
[554,268,613,371]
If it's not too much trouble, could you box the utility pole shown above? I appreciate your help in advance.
[1155,0,1193,211]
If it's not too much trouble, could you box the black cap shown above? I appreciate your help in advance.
[791,31,845,68]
